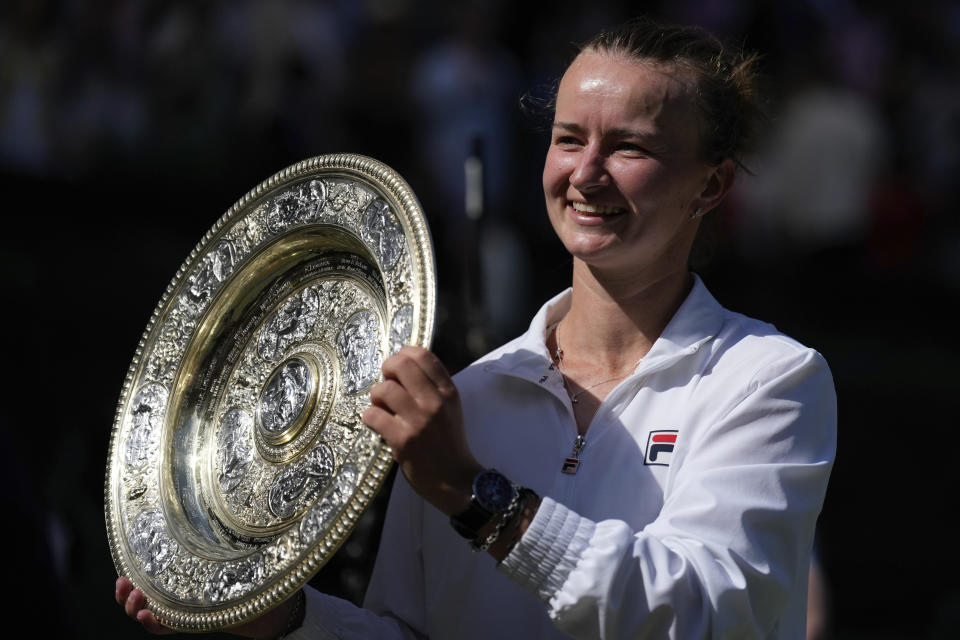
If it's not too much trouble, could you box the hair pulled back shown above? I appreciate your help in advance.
[581,17,764,170]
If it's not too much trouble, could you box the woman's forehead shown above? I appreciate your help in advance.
[557,51,699,123]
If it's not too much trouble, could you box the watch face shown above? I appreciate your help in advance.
[474,469,515,513]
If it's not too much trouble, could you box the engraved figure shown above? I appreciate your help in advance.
[179,241,235,318]
[129,510,178,577]
[267,180,326,233]
[298,500,335,544]
[217,409,254,493]
[336,310,381,394]
[330,464,359,504]
[257,288,319,362]
[389,304,415,355]
[324,178,370,214]
[267,443,335,519]
[203,553,265,604]
[124,384,169,468]
[259,360,311,435]
[361,198,404,270]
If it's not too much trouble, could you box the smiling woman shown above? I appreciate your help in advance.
[117,17,833,640]
[543,53,731,280]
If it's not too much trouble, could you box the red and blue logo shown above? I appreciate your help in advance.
[644,430,678,466]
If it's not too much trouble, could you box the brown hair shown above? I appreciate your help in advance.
[581,17,765,170]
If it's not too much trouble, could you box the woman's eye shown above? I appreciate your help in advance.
[617,143,648,156]
[554,136,582,147]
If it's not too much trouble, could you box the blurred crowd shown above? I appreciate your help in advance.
[2,0,959,637]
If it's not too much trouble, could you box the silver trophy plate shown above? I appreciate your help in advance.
[105,154,436,631]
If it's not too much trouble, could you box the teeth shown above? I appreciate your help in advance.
[571,202,623,215]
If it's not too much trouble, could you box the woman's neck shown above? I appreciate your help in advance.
[559,260,693,370]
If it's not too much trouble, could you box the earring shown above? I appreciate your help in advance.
[690,207,703,219]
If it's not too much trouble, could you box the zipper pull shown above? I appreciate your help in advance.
[561,434,586,474]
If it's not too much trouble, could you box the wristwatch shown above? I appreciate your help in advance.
[450,468,518,540]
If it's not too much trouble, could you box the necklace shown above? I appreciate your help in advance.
[553,322,643,405]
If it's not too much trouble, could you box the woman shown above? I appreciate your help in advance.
[118,18,835,639]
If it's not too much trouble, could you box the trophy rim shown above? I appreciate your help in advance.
[105,153,435,631]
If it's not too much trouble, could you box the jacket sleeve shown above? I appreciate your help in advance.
[498,349,837,639]
[284,473,427,640]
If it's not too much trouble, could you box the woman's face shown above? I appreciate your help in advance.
[543,51,728,278]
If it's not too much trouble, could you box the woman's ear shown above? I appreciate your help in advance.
[693,158,736,215]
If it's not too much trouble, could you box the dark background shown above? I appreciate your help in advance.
[2,1,958,638]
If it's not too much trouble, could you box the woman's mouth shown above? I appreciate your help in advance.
[570,201,626,216]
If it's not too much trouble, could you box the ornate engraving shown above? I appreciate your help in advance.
[203,553,265,604]
[267,444,336,519]
[330,464,359,504]
[129,510,179,577]
[258,359,313,436]
[257,288,320,362]
[298,500,336,545]
[361,198,405,270]
[124,384,169,468]
[322,178,375,217]
[144,312,196,386]
[216,409,254,493]
[389,304,414,355]
[336,310,381,394]
[179,241,235,318]
[106,155,435,631]
[267,180,326,233]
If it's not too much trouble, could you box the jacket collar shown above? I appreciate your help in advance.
[478,274,725,384]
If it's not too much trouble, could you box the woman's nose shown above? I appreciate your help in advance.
[569,146,610,192]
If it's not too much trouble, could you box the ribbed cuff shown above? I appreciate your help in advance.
[497,496,595,604]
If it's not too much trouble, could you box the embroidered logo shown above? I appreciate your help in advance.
[644,430,678,466]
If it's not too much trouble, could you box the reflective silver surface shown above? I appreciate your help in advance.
[105,154,435,631]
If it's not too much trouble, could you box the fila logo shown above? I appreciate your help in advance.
[644,430,678,466]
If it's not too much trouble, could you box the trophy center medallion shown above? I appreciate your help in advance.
[257,356,317,447]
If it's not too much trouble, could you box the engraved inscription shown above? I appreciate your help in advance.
[336,310,381,394]
[257,288,320,362]
[268,444,335,519]
[361,198,404,270]
[217,409,254,493]
[124,384,169,468]
[129,510,179,577]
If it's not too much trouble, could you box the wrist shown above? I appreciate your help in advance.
[450,468,517,540]
[243,590,305,640]
[489,491,540,562]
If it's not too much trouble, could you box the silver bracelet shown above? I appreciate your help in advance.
[470,485,524,552]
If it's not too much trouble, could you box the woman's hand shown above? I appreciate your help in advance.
[115,576,304,638]
[115,577,175,635]
[363,346,484,516]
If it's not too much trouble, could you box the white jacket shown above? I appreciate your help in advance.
[290,276,837,639]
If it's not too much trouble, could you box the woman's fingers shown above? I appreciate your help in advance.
[116,576,175,635]
[115,576,133,606]
[124,584,147,619]
[137,609,176,635]
[384,346,454,393]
